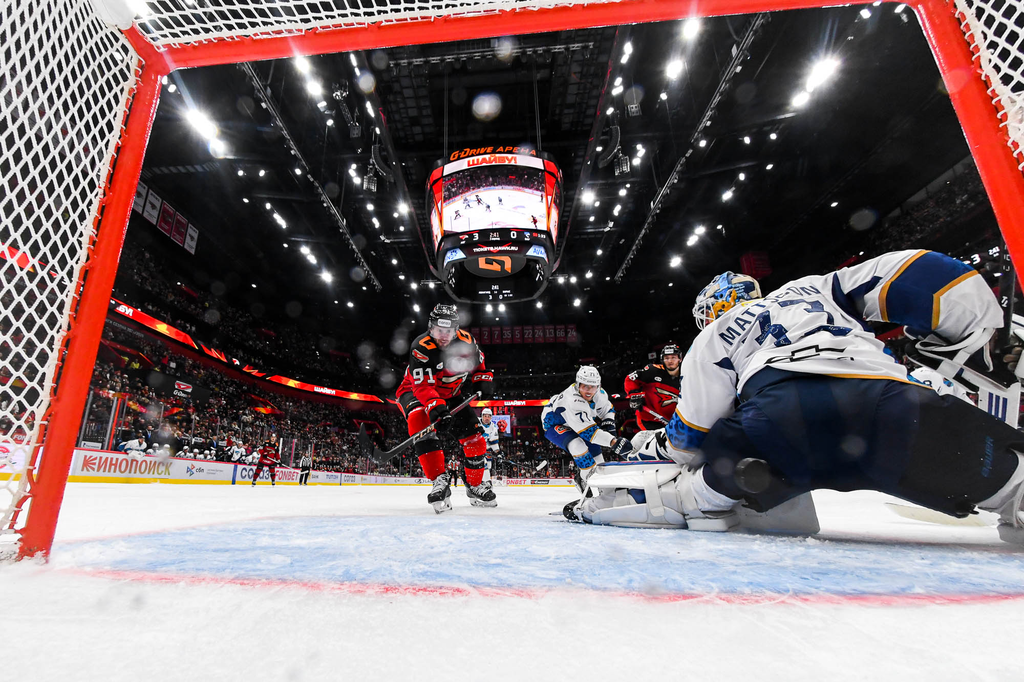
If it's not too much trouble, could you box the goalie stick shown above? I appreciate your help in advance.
[359,392,481,464]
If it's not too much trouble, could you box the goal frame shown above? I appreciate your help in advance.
[9,0,1024,558]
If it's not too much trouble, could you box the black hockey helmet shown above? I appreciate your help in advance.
[661,343,681,360]
[428,303,460,331]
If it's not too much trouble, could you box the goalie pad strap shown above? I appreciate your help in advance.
[644,469,665,518]
[585,461,682,490]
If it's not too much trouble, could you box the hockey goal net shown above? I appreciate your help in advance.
[2,0,1024,559]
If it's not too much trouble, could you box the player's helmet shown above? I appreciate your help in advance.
[692,271,762,330]
[660,343,681,360]
[575,365,601,387]
[481,408,493,416]
[428,303,460,331]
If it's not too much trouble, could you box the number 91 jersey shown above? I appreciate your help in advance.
[396,329,490,405]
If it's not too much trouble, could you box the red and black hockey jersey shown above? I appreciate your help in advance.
[623,363,681,422]
[256,445,279,465]
[396,330,492,405]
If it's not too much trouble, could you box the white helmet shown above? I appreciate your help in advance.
[575,365,601,387]
[481,408,492,416]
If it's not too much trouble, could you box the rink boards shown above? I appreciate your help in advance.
[12,449,575,487]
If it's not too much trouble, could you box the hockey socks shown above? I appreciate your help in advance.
[460,434,487,486]
[418,450,446,481]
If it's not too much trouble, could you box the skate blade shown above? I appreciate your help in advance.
[432,500,453,514]
[468,498,497,507]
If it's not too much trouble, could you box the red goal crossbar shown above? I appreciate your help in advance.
[5,0,1024,558]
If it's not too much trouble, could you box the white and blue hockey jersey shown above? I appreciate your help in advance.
[668,250,1002,450]
[542,385,617,447]
[481,420,500,453]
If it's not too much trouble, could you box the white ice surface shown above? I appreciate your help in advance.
[2,483,1022,682]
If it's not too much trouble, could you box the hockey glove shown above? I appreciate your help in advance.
[599,418,616,433]
[426,400,452,432]
[471,370,495,398]
[610,437,634,458]
[628,393,644,410]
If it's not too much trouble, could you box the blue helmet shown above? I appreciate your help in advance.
[692,271,762,330]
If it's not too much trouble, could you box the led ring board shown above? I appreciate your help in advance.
[427,146,562,303]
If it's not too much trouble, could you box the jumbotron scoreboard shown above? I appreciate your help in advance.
[426,146,563,302]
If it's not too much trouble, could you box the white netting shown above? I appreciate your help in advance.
[1,0,137,547]
[134,0,613,46]
[956,0,1024,169]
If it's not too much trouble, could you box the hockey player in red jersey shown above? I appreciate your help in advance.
[396,303,496,513]
[624,343,682,430]
[251,438,280,486]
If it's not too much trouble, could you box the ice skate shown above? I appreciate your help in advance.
[427,473,452,514]
[466,479,498,507]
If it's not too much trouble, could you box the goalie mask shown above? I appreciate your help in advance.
[692,271,762,330]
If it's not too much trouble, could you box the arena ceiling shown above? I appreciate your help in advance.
[131,3,992,349]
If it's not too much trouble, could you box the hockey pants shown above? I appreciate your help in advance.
[699,368,1023,517]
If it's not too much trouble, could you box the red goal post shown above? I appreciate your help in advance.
[2,0,1023,559]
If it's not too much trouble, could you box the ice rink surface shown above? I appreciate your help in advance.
[3,482,1023,681]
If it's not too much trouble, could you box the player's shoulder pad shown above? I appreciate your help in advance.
[410,332,441,363]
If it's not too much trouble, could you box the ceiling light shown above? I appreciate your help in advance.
[770,132,778,140]
[860,8,872,19]
[300,245,310,255]
[294,56,311,73]
[695,225,706,235]
[570,275,578,284]
[347,301,354,308]
[807,57,840,92]
[582,190,595,204]
[265,202,272,209]
[307,254,317,264]
[251,283,256,288]
[596,249,603,255]
[237,169,244,176]
[242,198,249,203]
[722,190,734,201]
[306,79,323,96]
[594,201,600,206]
[209,138,228,156]
[413,304,420,312]
[410,282,417,290]
[486,304,493,312]
[596,146,603,152]
[371,217,380,228]
[399,226,405,231]
[831,201,839,208]
[573,298,581,307]
[259,169,266,177]
[613,204,622,215]
[659,92,668,101]
[185,109,218,139]
[334,300,339,304]
[348,168,357,177]
[611,85,624,96]
[557,276,565,284]
[614,76,623,86]
[670,255,682,267]
[391,258,398,265]
[623,42,633,55]
[589,216,595,222]
[536,301,543,309]
[283,243,288,247]
[326,118,334,127]
[167,83,177,93]
[632,158,640,166]
[743,136,751,144]
[738,173,746,181]
[498,303,506,312]
[620,52,630,65]
[427,282,435,289]
[585,271,593,279]
[792,91,811,108]
[317,101,327,109]
[687,235,699,246]
[366,203,374,211]
[766,163,774,170]
[366,101,375,116]
[606,106,614,115]
[666,60,683,79]
[636,148,645,157]
[895,3,906,12]
[399,274,406,280]
[320,271,333,283]
[398,202,409,214]
[682,18,701,40]
[618,188,627,196]
[698,139,707,148]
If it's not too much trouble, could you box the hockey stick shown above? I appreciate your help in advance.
[359,392,481,464]
[640,406,669,425]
